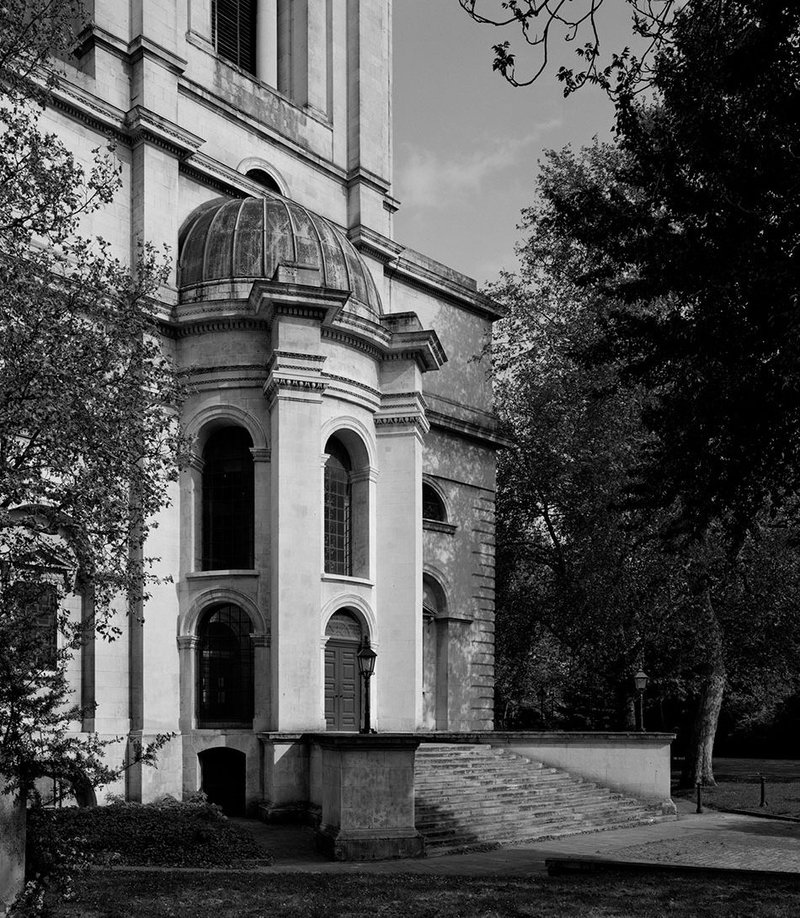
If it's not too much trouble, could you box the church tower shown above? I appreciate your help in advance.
[45,0,504,813]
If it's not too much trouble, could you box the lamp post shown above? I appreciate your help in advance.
[634,670,649,732]
[357,637,377,734]
[538,687,547,726]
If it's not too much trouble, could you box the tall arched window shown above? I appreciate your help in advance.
[197,604,254,727]
[324,437,352,576]
[202,427,254,570]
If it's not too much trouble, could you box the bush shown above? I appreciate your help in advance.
[26,798,271,870]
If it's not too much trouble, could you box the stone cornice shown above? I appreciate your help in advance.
[73,24,188,75]
[375,391,430,436]
[427,409,514,451]
[264,349,328,408]
[125,106,204,159]
[48,78,128,141]
[160,315,272,339]
[47,72,203,161]
[349,226,506,322]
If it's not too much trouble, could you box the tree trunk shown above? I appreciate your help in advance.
[681,592,726,787]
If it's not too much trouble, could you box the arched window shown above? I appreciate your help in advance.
[422,482,447,523]
[197,604,254,726]
[423,575,446,620]
[212,0,257,75]
[246,168,281,194]
[33,584,58,669]
[202,427,254,570]
[422,575,447,731]
[324,437,352,576]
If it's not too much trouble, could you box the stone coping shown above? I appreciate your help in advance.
[258,731,674,744]
[258,732,421,749]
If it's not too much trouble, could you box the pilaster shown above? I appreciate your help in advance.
[268,316,328,731]
[374,369,428,731]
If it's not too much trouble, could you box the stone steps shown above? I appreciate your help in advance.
[414,743,671,856]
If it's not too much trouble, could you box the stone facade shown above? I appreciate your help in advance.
[44,0,506,814]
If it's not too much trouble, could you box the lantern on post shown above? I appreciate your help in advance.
[357,637,377,734]
[633,670,649,732]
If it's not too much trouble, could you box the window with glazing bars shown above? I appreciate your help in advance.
[197,604,254,726]
[212,0,257,75]
[422,483,447,522]
[202,427,254,570]
[33,584,58,669]
[324,439,352,575]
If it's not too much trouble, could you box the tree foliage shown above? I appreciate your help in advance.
[0,0,182,797]
[490,0,800,780]
[493,168,800,780]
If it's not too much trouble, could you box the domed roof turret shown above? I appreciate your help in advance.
[178,195,382,315]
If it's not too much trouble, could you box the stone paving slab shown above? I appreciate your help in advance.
[229,799,800,877]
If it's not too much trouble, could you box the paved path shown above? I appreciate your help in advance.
[230,799,800,877]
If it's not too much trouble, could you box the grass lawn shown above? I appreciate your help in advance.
[674,781,800,819]
[48,870,800,917]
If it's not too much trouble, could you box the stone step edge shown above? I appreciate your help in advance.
[422,814,677,857]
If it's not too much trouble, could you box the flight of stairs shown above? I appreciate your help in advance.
[415,743,673,856]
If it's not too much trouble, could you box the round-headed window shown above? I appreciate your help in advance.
[197,603,254,726]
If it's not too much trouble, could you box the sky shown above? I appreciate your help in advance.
[392,1,627,284]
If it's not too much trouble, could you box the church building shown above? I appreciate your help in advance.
[46,0,505,817]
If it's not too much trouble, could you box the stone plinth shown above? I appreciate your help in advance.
[312,734,423,860]
[258,734,313,822]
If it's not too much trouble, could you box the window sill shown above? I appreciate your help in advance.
[187,570,259,579]
[321,574,374,588]
[195,723,254,732]
[423,520,457,535]
[185,31,334,129]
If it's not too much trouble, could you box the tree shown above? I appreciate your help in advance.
[472,0,800,545]
[474,0,800,783]
[459,0,680,95]
[492,152,800,782]
[0,0,182,800]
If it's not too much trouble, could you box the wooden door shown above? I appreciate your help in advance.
[325,639,361,731]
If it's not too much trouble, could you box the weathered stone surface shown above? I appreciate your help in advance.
[0,788,25,915]
[313,735,424,860]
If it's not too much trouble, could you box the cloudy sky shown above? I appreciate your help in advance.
[392,1,627,284]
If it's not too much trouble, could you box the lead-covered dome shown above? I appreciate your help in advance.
[178,195,382,315]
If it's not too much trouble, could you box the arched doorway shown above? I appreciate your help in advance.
[199,747,246,816]
[324,611,363,731]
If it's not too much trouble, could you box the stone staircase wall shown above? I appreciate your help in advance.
[415,743,673,856]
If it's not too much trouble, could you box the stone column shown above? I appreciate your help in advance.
[181,454,204,574]
[177,635,198,734]
[252,633,271,732]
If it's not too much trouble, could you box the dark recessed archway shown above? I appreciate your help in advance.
[199,747,246,816]
[246,168,282,194]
